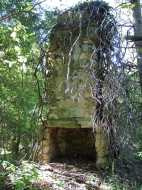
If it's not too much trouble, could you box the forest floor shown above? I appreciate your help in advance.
[0,156,142,190]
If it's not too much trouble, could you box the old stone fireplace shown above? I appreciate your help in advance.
[40,127,96,160]
[39,1,113,167]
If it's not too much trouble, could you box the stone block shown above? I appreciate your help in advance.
[83,40,93,45]
[41,155,52,163]
[95,141,107,150]
[54,48,63,57]
[44,131,50,140]
[42,140,50,146]
[49,42,58,52]
[96,157,108,167]
[73,53,80,60]
[95,134,107,149]
[38,154,43,161]
[97,149,108,158]
[79,52,92,60]
[95,125,106,133]
[82,10,90,20]
[78,59,88,66]
[82,44,93,52]
[48,119,80,128]
[42,146,50,153]
[55,76,65,88]
[74,45,81,54]
[58,98,75,109]
[48,113,59,119]
[57,12,69,23]
[41,159,50,164]
[55,57,63,66]
[42,153,49,160]
[77,120,93,128]
[83,91,93,98]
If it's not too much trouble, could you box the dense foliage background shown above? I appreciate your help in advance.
[0,0,57,160]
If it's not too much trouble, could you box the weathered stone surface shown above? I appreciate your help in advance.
[44,131,50,140]
[48,42,58,52]
[79,52,92,59]
[40,2,111,167]
[42,153,49,160]
[95,125,106,134]
[48,119,80,128]
[42,140,49,146]
[97,149,108,158]
[96,157,108,167]
[42,146,50,154]
[46,8,98,129]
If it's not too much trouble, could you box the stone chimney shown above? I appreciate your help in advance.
[39,1,112,167]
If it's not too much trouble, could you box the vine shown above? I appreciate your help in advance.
[37,0,141,161]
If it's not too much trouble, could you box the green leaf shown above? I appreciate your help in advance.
[2,161,9,169]
[87,175,95,179]
[17,181,26,190]
[35,172,40,179]
[24,6,33,11]
[0,68,5,71]
[0,172,8,179]
[10,164,16,172]
[129,4,135,9]
[140,49,142,52]
[26,2,33,6]
[121,4,129,8]
[17,24,26,29]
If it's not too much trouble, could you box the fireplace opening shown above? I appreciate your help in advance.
[40,127,96,163]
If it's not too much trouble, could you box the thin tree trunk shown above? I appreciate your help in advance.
[131,0,142,90]
[12,135,21,159]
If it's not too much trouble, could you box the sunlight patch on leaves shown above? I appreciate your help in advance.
[0,51,4,57]
[18,56,27,63]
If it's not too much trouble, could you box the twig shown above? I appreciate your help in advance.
[0,0,46,22]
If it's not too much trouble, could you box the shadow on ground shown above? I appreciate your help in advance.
[0,155,142,190]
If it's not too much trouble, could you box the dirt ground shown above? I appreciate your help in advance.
[0,156,142,190]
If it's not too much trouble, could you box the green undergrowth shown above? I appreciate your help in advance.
[0,152,142,190]
[0,160,40,190]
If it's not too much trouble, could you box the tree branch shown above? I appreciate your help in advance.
[0,0,46,22]
[125,35,142,41]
